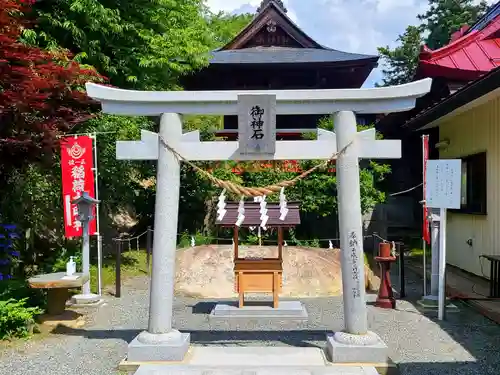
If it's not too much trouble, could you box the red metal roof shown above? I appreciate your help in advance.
[416,15,500,81]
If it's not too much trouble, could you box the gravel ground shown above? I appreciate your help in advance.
[0,268,499,375]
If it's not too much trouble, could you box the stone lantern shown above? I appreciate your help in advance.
[71,192,101,305]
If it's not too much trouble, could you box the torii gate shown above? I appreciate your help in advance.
[85,79,432,364]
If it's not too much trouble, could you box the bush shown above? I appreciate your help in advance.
[0,279,46,309]
[178,231,213,248]
[0,298,43,340]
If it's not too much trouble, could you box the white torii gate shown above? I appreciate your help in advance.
[85,79,432,364]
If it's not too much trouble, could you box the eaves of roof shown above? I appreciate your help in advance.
[402,66,500,131]
[209,47,378,65]
[417,16,500,80]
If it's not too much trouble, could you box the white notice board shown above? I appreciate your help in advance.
[425,159,462,209]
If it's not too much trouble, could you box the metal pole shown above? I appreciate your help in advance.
[115,240,122,298]
[422,135,427,297]
[82,219,91,295]
[92,132,103,297]
[438,208,447,320]
[398,243,406,298]
[430,210,440,297]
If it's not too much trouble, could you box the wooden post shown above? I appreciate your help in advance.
[233,226,239,260]
[398,243,406,298]
[273,271,279,308]
[115,240,122,298]
[278,227,283,260]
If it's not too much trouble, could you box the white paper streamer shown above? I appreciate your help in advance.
[236,196,245,226]
[217,189,227,220]
[279,188,288,221]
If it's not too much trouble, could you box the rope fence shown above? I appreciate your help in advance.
[112,228,404,252]
[111,229,409,300]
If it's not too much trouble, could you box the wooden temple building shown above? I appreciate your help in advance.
[375,2,500,237]
[215,201,300,308]
[182,0,379,140]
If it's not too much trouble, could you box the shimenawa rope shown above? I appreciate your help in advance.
[159,136,353,197]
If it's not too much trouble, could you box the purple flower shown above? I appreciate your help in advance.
[8,251,20,257]
[0,273,3,281]
[6,274,11,279]
[8,233,20,239]
[2,224,17,231]
[0,259,9,266]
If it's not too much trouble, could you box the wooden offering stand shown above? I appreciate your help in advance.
[216,201,300,308]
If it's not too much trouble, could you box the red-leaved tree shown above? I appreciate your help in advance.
[0,0,104,176]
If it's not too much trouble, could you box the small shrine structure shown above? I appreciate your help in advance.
[215,200,300,308]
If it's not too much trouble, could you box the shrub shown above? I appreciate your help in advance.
[0,279,46,309]
[0,298,43,340]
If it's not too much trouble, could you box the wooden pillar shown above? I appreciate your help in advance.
[233,226,239,260]
[278,227,283,260]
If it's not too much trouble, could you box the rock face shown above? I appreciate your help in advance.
[175,245,380,298]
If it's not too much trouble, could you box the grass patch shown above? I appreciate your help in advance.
[89,250,149,294]
[409,247,432,258]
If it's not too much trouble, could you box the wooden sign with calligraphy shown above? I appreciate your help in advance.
[237,94,276,155]
[425,159,462,209]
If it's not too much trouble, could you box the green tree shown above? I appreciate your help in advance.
[418,0,489,50]
[206,11,254,47]
[28,0,214,90]
[377,0,489,86]
[377,26,423,86]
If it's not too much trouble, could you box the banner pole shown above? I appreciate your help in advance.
[92,133,103,297]
[422,135,427,297]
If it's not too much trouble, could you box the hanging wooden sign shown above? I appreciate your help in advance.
[238,94,276,156]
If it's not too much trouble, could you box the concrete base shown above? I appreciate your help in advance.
[326,332,388,364]
[128,331,191,362]
[118,346,396,375]
[134,365,379,375]
[210,301,308,320]
[417,295,459,312]
[70,293,103,307]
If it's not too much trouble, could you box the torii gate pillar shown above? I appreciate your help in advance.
[326,111,388,363]
[127,114,190,361]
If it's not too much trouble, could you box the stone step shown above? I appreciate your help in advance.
[134,365,379,375]
[189,346,326,366]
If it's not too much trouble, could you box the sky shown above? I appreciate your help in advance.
[205,0,496,87]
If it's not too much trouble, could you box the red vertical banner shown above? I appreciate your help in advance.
[422,135,431,244]
[61,136,97,238]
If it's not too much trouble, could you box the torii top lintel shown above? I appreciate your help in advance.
[85,78,432,116]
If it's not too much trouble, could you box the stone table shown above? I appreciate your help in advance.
[28,272,89,315]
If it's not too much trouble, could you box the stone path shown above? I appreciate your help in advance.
[135,365,379,375]
[0,270,499,375]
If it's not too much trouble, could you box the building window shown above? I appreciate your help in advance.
[458,152,487,215]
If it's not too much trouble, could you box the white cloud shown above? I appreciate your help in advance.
[205,0,497,87]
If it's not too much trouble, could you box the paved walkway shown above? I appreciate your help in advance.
[0,270,499,375]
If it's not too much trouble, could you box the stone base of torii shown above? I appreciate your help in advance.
[85,79,432,365]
